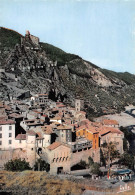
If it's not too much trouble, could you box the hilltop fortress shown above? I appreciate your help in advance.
[21,30,39,47]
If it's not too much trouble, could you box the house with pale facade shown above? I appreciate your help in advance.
[102,119,119,128]
[0,120,15,150]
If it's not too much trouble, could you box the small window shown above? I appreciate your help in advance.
[0,134,2,138]
[0,141,2,145]
[0,126,2,131]
[19,140,21,143]
[9,133,12,137]
[31,148,33,150]
[9,126,12,130]
[39,140,41,143]
[9,140,12,144]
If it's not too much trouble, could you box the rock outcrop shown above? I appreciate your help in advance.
[1,27,135,117]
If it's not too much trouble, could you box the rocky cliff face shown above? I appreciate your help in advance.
[0,27,135,117]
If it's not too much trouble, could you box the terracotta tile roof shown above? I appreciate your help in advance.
[86,126,99,134]
[0,120,15,125]
[27,130,36,136]
[36,132,43,139]
[98,127,111,136]
[57,125,72,130]
[0,116,8,120]
[47,142,62,150]
[98,126,123,136]
[91,122,102,127]
[102,119,119,126]
[9,113,23,118]
[76,125,98,134]
[33,110,42,114]
[41,125,53,134]
[54,122,60,125]
[105,126,123,134]
[16,134,26,140]
[44,129,53,135]
[57,104,66,108]
[42,114,48,117]
[76,125,86,131]
[78,119,91,126]
[4,105,12,111]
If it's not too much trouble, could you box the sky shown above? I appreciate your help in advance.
[0,0,135,74]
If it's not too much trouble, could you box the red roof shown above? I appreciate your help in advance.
[98,127,111,136]
[42,114,48,117]
[0,120,15,125]
[33,110,42,114]
[98,126,123,136]
[103,119,119,126]
[76,125,98,134]
[78,119,91,126]
[106,126,123,134]
[57,105,66,108]
[47,142,70,150]
[57,125,72,130]
[56,102,62,104]
[0,116,8,120]
[16,134,26,140]
[9,113,23,118]
[36,132,43,139]
[4,105,12,111]
[47,142,62,150]
[27,130,36,136]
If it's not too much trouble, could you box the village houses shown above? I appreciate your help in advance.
[0,94,124,174]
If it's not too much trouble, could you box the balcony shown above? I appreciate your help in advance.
[72,140,92,152]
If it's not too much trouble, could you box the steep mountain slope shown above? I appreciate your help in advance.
[0,27,135,117]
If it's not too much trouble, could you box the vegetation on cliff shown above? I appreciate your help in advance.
[0,27,23,49]
[1,27,135,117]
[40,42,81,66]
[4,158,31,172]
[0,171,83,195]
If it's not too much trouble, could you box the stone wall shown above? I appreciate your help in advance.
[70,148,100,167]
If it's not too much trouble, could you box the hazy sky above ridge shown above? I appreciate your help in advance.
[0,0,135,73]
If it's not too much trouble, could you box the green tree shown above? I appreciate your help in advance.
[88,156,94,167]
[91,163,101,175]
[34,159,50,172]
[78,160,87,169]
[119,152,134,169]
[120,126,134,141]
[123,138,128,151]
[4,158,31,171]
[101,141,120,165]
[100,148,106,167]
